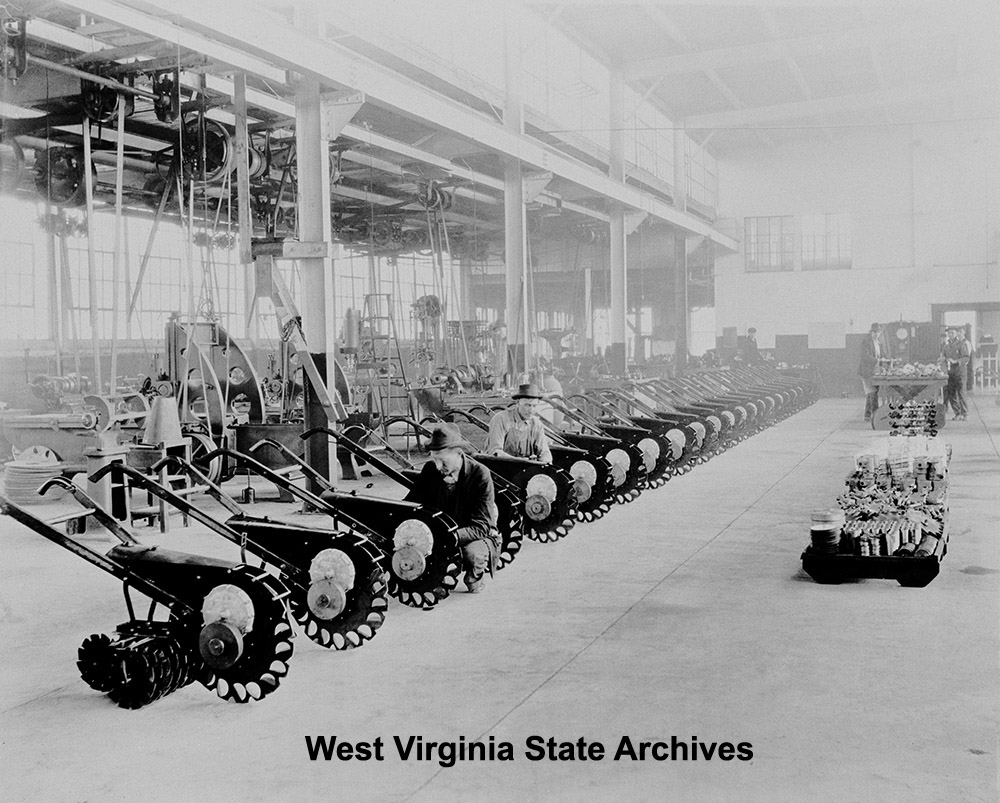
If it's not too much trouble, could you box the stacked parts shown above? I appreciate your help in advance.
[802,435,951,587]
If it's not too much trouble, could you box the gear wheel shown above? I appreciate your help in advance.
[286,538,388,650]
[199,566,294,704]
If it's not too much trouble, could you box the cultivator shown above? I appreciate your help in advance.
[98,459,388,650]
[430,409,616,525]
[0,364,816,708]
[202,445,461,611]
[372,417,580,544]
[1,485,294,707]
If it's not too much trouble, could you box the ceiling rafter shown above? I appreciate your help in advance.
[623,13,957,82]
[72,0,732,245]
[757,7,833,143]
[684,81,962,130]
[639,2,774,148]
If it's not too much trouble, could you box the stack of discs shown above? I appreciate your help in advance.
[810,508,845,555]
[2,446,64,505]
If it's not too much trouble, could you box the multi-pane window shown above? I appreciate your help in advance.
[0,242,46,340]
[686,141,718,210]
[745,216,795,272]
[802,213,851,270]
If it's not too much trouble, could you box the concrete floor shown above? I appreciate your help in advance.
[1,396,997,803]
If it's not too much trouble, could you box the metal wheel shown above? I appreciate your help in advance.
[286,538,388,650]
[495,493,524,570]
[198,566,294,704]
[388,551,461,610]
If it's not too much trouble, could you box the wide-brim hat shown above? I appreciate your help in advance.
[512,382,544,400]
[869,323,881,332]
[427,423,473,452]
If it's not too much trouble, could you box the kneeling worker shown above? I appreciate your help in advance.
[405,424,499,593]
[485,382,553,463]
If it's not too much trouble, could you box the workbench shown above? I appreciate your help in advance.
[870,375,947,430]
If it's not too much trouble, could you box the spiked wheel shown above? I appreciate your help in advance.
[388,551,461,609]
[495,498,524,570]
[517,469,577,543]
[578,499,612,522]
[286,539,388,650]
[79,623,201,709]
[77,633,116,693]
[199,566,294,704]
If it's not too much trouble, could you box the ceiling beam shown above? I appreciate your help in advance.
[58,0,289,85]
[640,3,773,148]
[82,0,734,248]
[685,81,962,130]
[757,7,832,142]
[623,14,956,82]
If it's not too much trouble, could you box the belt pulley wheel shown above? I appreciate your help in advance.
[199,566,294,704]
[199,621,243,670]
[525,493,552,521]
[392,546,427,581]
[388,551,461,610]
[570,478,591,505]
[306,579,347,621]
[287,538,388,650]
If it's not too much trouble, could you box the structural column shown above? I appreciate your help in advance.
[608,69,628,373]
[503,7,527,381]
[674,228,689,372]
[294,9,334,484]
[673,122,689,372]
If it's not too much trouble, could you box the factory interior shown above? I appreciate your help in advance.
[0,1,997,801]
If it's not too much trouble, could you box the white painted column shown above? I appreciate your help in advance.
[608,69,628,372]
[503,7,527,381]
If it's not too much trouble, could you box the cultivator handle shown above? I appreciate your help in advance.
[302,427,416,489]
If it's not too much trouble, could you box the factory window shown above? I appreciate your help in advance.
[686,138,718,210]
[802,213,851,270]
[745,216,794,272]
[0,241,47,340]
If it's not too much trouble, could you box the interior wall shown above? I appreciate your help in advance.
[714,121,1000,395]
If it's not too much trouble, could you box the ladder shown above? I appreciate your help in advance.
[357,293,413,423]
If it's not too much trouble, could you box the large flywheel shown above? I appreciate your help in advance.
[285,538,388,650]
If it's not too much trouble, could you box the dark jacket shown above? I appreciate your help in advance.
[858,334,887,379]
[404,455,499,555]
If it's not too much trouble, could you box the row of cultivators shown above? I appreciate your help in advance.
[0,366,814,710]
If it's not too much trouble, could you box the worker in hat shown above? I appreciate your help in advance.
[858,323,886,421]
[942,326,970,420]
[485,382,553,464]
[404,423,499,593]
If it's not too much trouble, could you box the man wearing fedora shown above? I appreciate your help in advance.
[485,382,553,464]
[405,423,499,593]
